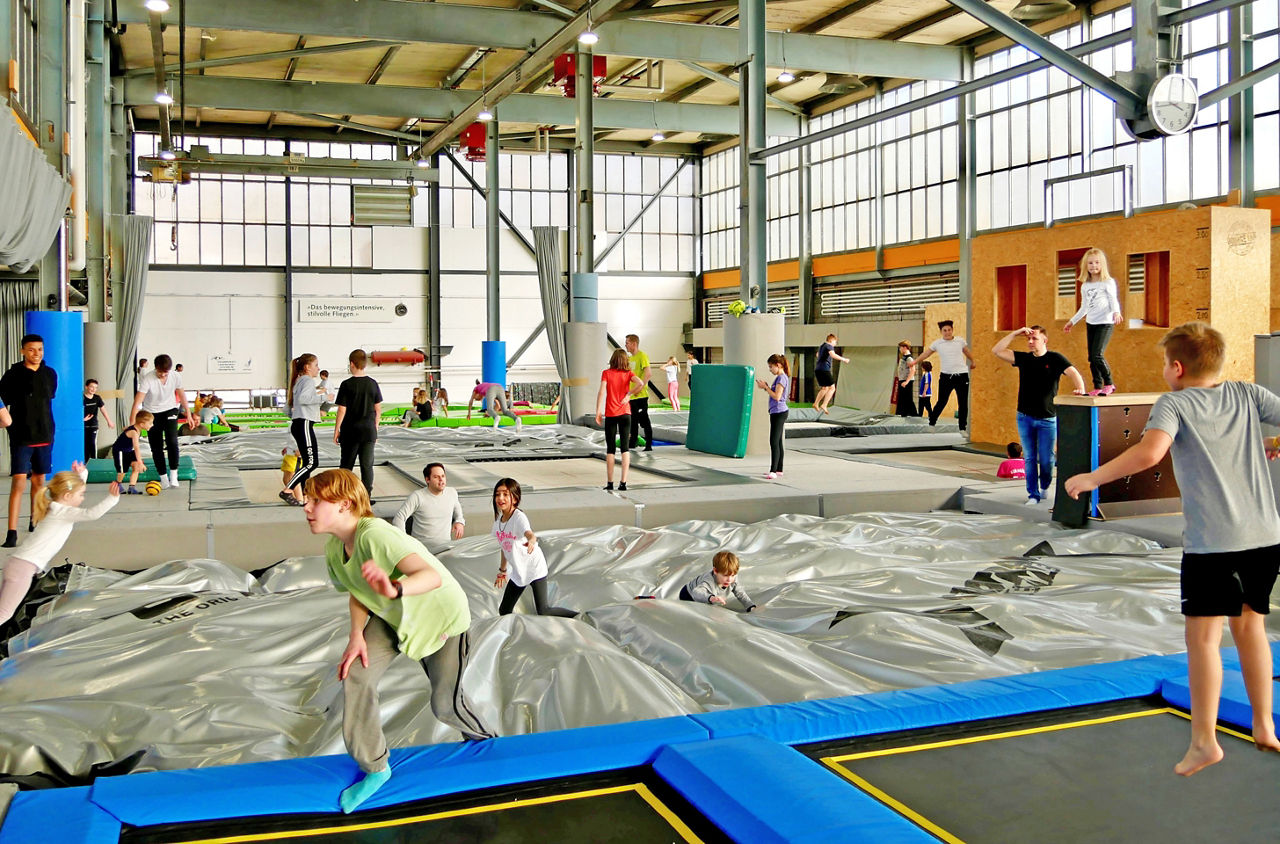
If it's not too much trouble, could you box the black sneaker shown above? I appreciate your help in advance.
[604,483,614,491]
[2,530,15,548]
[618,482,628,491]
[27,520,33,533]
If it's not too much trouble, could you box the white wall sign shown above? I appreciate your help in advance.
[207,354,254,374]
[298,298,395,323]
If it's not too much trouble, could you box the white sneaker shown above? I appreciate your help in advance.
[764,472,776,480]
[515,417,523,433]
[159,477,172,489]
[168,479,181,491]
[492,417,500,428]
[1024,497,1040,506]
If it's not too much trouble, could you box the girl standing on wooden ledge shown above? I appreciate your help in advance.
[1064,247,1123,396]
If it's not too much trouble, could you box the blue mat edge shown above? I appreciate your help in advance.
[4,644,1274,843]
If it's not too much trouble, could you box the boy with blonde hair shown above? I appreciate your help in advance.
[1066,322,1280,776]
[679,551,758,612]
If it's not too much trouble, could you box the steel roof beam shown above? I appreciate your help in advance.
[122,74,804,136]
[115,0,964,80]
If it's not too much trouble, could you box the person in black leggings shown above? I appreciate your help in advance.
[129,354,193,491]
[595,349,644,492]
[755,353,791,480]
[334,349,382,499]
[282,352,324,505]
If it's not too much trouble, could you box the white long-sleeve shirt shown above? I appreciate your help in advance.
[12,481,119,573]
[1069,277,1122,326]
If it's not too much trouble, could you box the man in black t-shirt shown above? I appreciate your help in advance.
[0,334,56,547]
[334,349,383,498]
[992,325,1087,506]
[83,378,114,461]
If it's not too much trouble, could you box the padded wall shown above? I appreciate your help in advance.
[685,365,753,458]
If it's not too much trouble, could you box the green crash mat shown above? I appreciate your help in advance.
[86,455,197,483]
[685,364,753,458]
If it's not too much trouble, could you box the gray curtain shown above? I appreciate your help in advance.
[0,109,72,271]
[113,215,153,428]
[533,226,572,424]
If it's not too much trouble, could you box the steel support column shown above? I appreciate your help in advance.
[1227,4,1254,207]
[86,0,109,321]
[37,0,66,305]
[428,151,442,377]
[797,144,812,323]
[283,143,294,368]
[575,45,595,277]
[957,49,976,443]
[486,116,500,341]
[738,0,767,312]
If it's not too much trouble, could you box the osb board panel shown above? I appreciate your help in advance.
[1271,230,1280,333]
[1209,208,1272,376]
[967,207,1271,448]
[922,304,966,348]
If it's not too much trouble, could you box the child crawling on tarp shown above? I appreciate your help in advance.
[679,551,757,612]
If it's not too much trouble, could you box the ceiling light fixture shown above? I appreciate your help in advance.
[159,147,177,161]
[144,0,170,11]
[154,90,174,105]
[652,131,666,142]
[776,70,795,84]
[415,157,430,168]
[579,5,599,45]
[477,106,494,122]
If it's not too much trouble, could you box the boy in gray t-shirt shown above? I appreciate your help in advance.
[1065,322,1280,778]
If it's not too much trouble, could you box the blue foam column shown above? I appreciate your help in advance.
[571,272,598,323]
[481,341,506,389]
[25,311,84,474]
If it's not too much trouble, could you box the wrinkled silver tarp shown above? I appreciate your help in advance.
[1,512,1260,781]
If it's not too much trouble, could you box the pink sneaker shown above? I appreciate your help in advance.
[1087,388,1105,397]
[1100,385,1116,395]
[763,472,776,480]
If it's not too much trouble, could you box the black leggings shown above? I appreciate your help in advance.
[628,397,652,449]
[1086,322,1114,389]
[147,407,181,475]
[769,410,787,473]
[604,414,631,454]
[340,434,376,496]
[498,577,577,617]
[287,418,319,490]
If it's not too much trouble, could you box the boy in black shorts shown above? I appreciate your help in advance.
[1066,322,1280,776]
[113,411,153,493]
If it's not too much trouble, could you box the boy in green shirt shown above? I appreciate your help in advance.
[305,468,493,813]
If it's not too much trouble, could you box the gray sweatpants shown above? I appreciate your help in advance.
[342,614,493,772]
[483,385,518,423]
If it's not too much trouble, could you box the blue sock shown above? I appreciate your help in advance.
[339,767,391,814]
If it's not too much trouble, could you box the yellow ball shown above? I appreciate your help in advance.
[145,480,162,496]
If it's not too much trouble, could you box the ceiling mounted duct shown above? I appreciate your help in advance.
[818,73,867,96]
[1011,0,1076,21]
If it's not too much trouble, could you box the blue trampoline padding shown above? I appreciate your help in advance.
[0,786,120,844]
[89,715,709,827]
[686,365,753,458]
[1161,670,1277,733]
[85,455,196,483]
[654,736,933,844]
[691,653,1191,746]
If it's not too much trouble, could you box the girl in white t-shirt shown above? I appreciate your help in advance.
[663,356,681,411]
[492,478,576,617]
[1064,246,1123,396]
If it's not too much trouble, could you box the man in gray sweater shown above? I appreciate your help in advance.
[391,463,465,549]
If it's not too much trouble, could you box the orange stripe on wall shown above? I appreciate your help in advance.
[1257,195,1280,228]
[702,260,800,290]
[882,239,959,269]
[812,251,876,277]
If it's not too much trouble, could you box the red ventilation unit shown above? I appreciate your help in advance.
[370,350,426,365]
[459,122,488,162]
[553,53,607,98]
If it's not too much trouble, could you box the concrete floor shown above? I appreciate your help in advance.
[28,433,1183,572]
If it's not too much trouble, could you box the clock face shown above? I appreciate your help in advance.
[1148,73,1199,135]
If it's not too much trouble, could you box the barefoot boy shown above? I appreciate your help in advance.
[1065,322,1280,776]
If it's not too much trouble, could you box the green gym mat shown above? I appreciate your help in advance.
[86,455,197,483]
[685,365,754,458]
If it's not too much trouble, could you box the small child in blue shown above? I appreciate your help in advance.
[679,551,757,612]
[112,411,153,493]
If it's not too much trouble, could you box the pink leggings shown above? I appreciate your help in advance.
[0,559,38,626]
